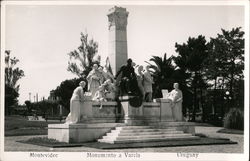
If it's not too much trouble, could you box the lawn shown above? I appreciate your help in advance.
[5,115,62,136]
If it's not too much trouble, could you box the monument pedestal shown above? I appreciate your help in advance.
[119,96,175,125]
[48,123,124,143]
[48,97,196,143]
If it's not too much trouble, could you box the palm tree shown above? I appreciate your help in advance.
[145,53,175,98]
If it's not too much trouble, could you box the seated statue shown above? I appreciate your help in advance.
[92,84,107,109]
[168,83,183,121]
[103,79,116,101]
[65,81,86,124]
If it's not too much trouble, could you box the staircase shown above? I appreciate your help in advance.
[98,126,199,144]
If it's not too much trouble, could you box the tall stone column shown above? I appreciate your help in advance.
[107,6,129,74]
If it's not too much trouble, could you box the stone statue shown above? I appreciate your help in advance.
[136,65,145,99]
[168,83,183,121]
[103,79,116,101]
[65,81,86,124]
[92,79,116,109]
[115,58,137,96]
[92,83,107,109]
[87,64,102,98]
[143,65,154,102]
[97,66,106,84]
[104,66,115,83]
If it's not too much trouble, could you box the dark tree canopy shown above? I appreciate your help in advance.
[53,78,86,111]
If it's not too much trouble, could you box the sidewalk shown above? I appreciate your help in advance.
[4,126,243,153]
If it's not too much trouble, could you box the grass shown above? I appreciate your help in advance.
[217,128,244,135]
[5,115,62,136]
[5,115,48,130]
[17,137,84,148]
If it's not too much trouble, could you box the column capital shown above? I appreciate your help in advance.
[107,6,129,30]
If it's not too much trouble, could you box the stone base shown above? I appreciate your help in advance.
[148,121,196,135]
[48,123,124,143]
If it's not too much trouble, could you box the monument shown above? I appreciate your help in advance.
[48,6,198,144]
[107,6,129,74]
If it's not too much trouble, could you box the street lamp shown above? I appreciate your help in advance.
[224,91,231,114]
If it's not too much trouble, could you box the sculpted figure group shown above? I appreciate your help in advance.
[65,58,183,123]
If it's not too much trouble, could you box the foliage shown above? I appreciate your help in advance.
[174,35,208,121]
[5,50,25,89]
[5,50,24,115]
[5,85,19,114]
[145,53,176,98]
[53,78,86,111]
[25,137,64,144]
[24,100,32,113]
[32,101,59,116]
[205,27,244,109]
[67,32,100,78]
[223,108,244,130]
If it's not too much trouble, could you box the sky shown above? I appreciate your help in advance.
[4,4,245,104]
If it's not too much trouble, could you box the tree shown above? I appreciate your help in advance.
[67,32,100,78]
[174,35,208,121]
[24,100,32,114]
[5,86,19,115]
[206,27,244,112]
[5,50,24,115]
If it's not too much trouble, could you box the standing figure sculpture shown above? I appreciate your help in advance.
[87,64,102,98]
[168,83,183,121]
[115,58,137,96]
[65,81,86,124]
[143,65,154,102]
[98,66,106,84]
[136,65,145,99]
[103,66,115,83]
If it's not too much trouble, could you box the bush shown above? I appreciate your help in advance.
[206,113,223,127]
[223,108,244,130]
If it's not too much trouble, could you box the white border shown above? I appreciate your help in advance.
[0,1,249,161]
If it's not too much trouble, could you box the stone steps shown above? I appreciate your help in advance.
[97,125,199,144]
[115,126,158,129]
[111,128,177,133]
[98,135,199,144]
[103,133,193,140]
[106,130,184,136]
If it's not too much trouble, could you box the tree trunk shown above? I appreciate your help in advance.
[213,76,217,115]
[191,77,198,121]
[5,102,9,116]
[200,89,206,122]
